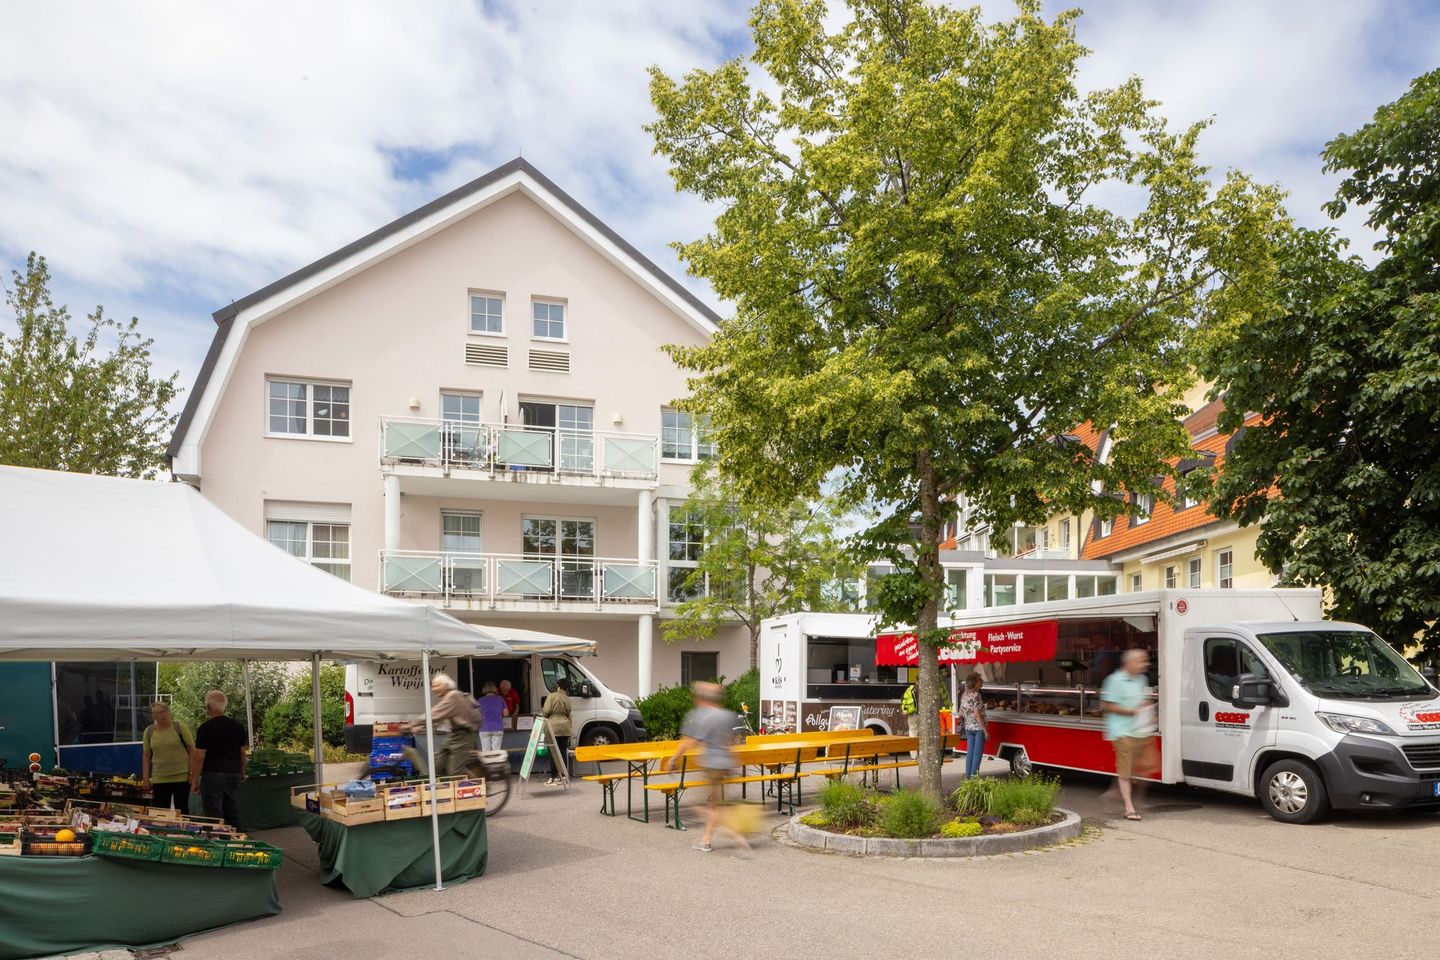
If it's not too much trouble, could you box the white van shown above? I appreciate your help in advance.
[343,653,644,754]
[761,590,1440,823]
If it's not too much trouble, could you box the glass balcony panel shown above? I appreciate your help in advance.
[603,563,656,600]
[384,555,444,593]
[496,428,554,468]
[603,436,657,476]
[497,558,555,596]
[385,422,443,461]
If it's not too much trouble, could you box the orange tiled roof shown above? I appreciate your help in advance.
[1081,406,1258,559]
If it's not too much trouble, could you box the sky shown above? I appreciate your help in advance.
[1,0,1436,399]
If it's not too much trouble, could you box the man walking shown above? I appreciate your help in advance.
[1101,649,1157,821]
[190,690,248,827]
[671,681,749,854]
[405,673,481,778]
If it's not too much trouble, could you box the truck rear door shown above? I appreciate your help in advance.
[1181,632,1279,793]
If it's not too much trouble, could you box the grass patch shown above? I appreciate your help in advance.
[939,819,983,839]
[878,789,941,839]
[818,779,874,829]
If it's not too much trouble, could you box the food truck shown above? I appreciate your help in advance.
[760,589,1440,823]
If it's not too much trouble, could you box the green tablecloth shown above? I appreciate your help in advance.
[299,809,487,898]
[180,772,311,830]
[0,854,281,960]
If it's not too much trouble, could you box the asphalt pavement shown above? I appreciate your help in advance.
[99,760,1440,960]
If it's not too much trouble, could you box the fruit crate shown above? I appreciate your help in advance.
[158,837,225,867]
[21,831,91,856]
[93,831,165,862]
[220,840,284,870]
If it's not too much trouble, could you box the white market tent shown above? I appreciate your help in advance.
[0,465,513,889]
[470,625,597,657]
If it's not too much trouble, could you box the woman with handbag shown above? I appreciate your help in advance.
[141,701,195,811]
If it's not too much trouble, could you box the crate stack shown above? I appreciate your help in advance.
[368,722,416,780]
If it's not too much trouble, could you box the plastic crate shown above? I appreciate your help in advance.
[22,832,92,856]
[93,831,165,862]
[159,837,225,867]
[221,840,284,870]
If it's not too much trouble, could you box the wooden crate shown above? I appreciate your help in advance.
[381,783,423,821]
[323,796,385,826]
[453,778,487,812]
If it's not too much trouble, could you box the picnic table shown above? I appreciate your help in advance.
[575,732,949,825]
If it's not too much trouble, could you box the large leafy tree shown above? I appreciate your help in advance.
[648,0,1284,798]
[662,470,861,669]
[1,253,179,478]
[1205,69,1440,658]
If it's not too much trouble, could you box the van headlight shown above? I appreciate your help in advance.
[616,697,636,712]
[1316,713,1396,736]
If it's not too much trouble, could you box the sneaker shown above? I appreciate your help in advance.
[692,841,713,852]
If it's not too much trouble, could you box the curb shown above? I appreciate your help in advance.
[786,807,1083,857]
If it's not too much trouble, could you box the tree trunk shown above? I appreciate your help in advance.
[914,451,947,803]
[749,622,760,671]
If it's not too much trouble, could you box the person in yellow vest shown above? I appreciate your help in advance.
[901,681,950,757]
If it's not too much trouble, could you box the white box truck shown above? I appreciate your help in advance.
[760,589,1440,823]
[344,652,645,755]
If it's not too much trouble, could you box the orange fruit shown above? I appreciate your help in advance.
[55,829,75,842]
[27,753,40,763]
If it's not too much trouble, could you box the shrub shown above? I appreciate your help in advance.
[260,665,347,748]
[879,789,941,839]
[636,684,693,741]
[940,819,983,839]
[950,777,998,815]
[818,780,873,828]
[723,669,759,721]
[1010,807,1051,827]
[800,812,829,828]
[986,774,1062,821]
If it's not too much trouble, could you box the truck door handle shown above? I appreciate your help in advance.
[1198,702,1209,722]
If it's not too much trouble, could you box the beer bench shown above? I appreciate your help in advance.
[644,747,820,830]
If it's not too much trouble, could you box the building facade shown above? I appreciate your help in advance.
[167,159,749,697]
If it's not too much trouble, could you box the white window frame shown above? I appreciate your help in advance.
[266,519,351,581]
[1131,573,1143,592]
[1165,565,1177,589]
[265,378,352,441]
[1178,470,1201,510]
[440,391,483,424]
[468,291,505,337]
[1061,519,1071,551]
[1188,556,1202,588]
[1217,549,1234,589]
[1132,492,1154,526]
[660,408,715,463]
[666,505,707,603]
[440,510,483,552]
[531,298,568,343]
[1099,517,1113,538]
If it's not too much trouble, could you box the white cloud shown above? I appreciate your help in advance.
[1,0,1434,398]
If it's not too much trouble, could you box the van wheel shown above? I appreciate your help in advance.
[580,724,622,748]
[1258,759,1330,824]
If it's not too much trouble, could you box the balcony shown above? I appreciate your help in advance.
[380,550,658,613]
[380,417,659,504]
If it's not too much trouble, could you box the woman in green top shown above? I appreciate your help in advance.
[141,701,195,811]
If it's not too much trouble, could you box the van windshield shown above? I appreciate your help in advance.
[1256,630,1431,700]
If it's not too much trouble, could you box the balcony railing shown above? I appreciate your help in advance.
[379,417,659,481]
[380,550,659,606]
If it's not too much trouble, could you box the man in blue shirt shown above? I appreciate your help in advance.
[1101,649,1155,821]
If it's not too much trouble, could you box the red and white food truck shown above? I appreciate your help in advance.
[760,589,1440,822]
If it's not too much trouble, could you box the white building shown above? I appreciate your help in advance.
[167,158,749,697]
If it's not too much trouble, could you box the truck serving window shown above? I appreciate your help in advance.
[1256,630,1430,699]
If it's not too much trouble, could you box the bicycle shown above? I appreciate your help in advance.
[368,742,512,815]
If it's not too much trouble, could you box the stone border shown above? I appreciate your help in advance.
[787,807,1083,857]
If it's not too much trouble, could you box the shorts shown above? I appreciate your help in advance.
[1113,736,1159,779]
[699,767,732,804]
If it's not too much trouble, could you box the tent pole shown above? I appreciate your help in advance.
[420,649,444,891]
[242,660,255,749]
[311,654,324,788]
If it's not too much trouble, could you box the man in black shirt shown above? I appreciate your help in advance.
[190,689,249,827]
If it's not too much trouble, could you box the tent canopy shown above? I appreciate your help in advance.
[0,466,510,662]
[469,625,597,657]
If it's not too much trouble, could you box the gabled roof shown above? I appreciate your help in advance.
[1081,404,1260,559]
[167,157,721,472]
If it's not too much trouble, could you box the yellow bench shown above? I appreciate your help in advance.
[645,748,820,830]
[575,743,681,817]
[809,735,961,788]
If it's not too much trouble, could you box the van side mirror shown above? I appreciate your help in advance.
[1232,673,1285,709]
[577,681,597,699]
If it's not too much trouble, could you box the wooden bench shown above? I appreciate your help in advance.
[575,742,683,818]
[645,747,819,830]
[809,735,962,788]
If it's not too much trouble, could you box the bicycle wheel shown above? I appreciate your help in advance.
[462,757,511,815]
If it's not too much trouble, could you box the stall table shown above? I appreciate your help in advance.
[299,808,487,898]
[0,854,280,960]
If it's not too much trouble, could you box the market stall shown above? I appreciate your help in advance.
[0,466,513,952]
[300,805,488,898]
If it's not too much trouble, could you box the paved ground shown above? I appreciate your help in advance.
[88,761,1440,960]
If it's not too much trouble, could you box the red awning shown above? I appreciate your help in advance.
[876,619,1059,667]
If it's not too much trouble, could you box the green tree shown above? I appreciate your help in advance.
[662,471,860,668]
[157,661,288,743]
[648,0,1285,798]
[1,253,179,477]
[260,665,347,749]
[1205,69,1440,657]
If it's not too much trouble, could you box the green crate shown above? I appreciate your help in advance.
[221,840,284,870]
[250,749,286,762]
[158,837,224,867]
[283,752,311,765]
[93,832,165,862]
[246,761,281,777]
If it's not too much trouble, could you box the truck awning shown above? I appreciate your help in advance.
[876,619,1059,667]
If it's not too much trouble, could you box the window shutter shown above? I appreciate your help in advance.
[465,342,509,368]
[264,500,352,523]
[528,349,571,373]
